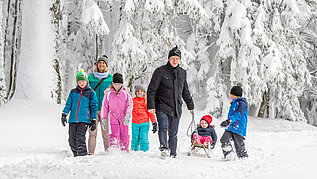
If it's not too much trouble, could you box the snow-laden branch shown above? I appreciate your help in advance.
[82,2,109,35]
[310,69,317,75]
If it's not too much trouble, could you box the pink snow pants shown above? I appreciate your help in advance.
[192,134,212,145]
[109,117,129,152]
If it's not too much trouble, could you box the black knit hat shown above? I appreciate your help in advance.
[113,73,123,84]
[168,46,181,59]
[97,55,108,66]
[230,83,243,97]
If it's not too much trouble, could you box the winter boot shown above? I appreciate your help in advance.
[161,149,169,159]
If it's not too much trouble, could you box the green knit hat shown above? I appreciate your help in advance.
[76,69,88,82]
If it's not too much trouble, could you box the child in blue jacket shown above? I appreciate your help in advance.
[61,69,98,157]
[220,84,248,160]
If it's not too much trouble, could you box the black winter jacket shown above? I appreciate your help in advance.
[147,62,194,118]
[191,126,217,147]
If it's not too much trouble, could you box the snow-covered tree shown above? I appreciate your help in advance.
[205,0,312,121]
[59,0,109,97]
[262,0,311,121]
[184,0,217,111]
[205,0,265,117]
[299,0,317,126]
[106,0,208,90]
[14,0,56,101]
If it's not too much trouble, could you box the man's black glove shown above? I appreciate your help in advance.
[220,119,230,127]
[152,122,158,133]
[61,113,67,127]
[89,119,96,131]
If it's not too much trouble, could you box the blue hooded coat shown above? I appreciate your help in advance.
[226,97,248,137]
[62,85,98,124]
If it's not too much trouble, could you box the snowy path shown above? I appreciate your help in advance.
[1,99,317,178]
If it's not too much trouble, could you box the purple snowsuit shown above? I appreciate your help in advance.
[101,87,133,152]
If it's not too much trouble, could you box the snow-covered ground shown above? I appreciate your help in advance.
[1,98,317,179]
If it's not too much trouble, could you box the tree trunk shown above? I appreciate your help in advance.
[96,34,99,59]
[127,75,134,92]
[7,0,22,100]
[3,0,11,65]
[258,90,270,118]
[50,0,62,104]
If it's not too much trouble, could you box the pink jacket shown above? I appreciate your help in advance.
[101,87,133,124]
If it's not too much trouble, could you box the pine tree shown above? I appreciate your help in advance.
[206,0,312,121]
[299,1,317,126]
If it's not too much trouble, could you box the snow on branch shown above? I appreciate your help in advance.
[311,69,317,75]
[124,0,136,15]
[144,0,165,13]
[176,0,209,20]
[82,2,110,35]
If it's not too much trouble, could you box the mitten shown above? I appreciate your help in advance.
[89,119,96,131]
[61,113,67,127]
[152,122,158,133]
[123,114,131,125]
[220,119,230,127]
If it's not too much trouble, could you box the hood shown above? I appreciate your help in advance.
[233,97,248,106]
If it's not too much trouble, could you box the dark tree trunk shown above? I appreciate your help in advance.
[50,0,62,104]
[7,0,22,100]
[258,90,270,118]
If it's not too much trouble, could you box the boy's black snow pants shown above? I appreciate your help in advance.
[220,131,248,158]
[69,123,88,157]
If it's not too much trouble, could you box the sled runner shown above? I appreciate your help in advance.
[187,135,212,158]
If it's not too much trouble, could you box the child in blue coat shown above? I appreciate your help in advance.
[61,69,98,157]
[220,84,248,160]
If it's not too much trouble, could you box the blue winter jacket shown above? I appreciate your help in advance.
[62,85,98,124]
[225,97,248,137]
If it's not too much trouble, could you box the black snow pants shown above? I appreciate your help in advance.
[68,123,88,157]
[220,131,248,158]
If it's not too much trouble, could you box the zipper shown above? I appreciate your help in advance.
[76,88,84,123]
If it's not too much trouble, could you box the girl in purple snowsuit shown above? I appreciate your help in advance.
[101,73,133,152]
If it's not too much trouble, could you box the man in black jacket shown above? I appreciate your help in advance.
[147,46,194,158]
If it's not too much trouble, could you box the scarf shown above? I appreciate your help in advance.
[93,71,109,81]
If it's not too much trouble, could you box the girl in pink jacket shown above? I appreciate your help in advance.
[101,73,133,152]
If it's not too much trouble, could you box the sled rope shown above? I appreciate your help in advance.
[186,112,198,137]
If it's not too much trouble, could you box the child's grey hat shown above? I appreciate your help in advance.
[134,84,146,94]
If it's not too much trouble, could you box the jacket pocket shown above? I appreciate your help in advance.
[162,76,173,89]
